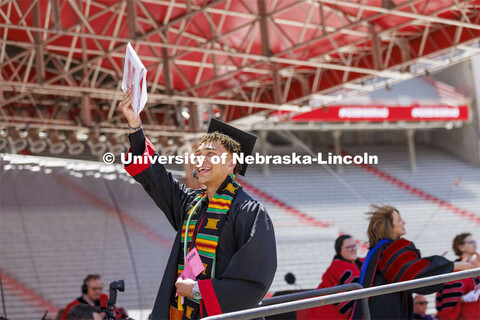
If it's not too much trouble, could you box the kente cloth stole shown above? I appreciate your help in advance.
[175,174,241,319]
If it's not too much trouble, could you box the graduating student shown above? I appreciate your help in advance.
[436,233,480,320]
[306,235,363,319]
[352,205,477,320]
[118,91,277,320]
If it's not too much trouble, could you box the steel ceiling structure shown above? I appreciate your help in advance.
[1,0,480,139]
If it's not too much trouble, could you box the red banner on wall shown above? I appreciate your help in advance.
[288,104,470,122]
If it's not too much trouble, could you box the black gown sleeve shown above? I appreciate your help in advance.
[198,201,277,315]
[124,129,198,231]
[128,128,146,155]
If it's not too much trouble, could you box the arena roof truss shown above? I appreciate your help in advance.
[0,0,479,139]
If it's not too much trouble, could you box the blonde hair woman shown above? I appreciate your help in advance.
[352,205,478,320]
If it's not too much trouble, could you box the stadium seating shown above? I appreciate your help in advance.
[0,144,479,319]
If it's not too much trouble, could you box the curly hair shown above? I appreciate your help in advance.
[200,132,242,174]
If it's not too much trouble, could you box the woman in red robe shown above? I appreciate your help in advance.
[436,232,480,320]
[351,205,478,320]
[306,235,363,319]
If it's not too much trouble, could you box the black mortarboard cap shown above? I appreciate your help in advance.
[207,118,257,176]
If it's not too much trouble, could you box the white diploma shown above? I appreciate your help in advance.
[122,42,147,116]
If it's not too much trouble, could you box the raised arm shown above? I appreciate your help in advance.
[118,90,197,231]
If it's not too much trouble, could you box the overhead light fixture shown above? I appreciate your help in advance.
[7,128,28,153]
[66,132,85,155]
[0,137,7,152]
[18,128,28,138]
[155,136,176,156]
[107,133,124,156]
[47,130,66,154]
[28,129,47,154]
[154,143,164,155]
[163,145,177,156]
[177,143,192,157]
[213,107,221,118]
[87,132,107,156]
[0,129,6,151]
[76,132,89,141]
[181,107,190,119]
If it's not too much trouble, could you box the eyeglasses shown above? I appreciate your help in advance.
[345,245,358,250]
[89,287,103,291]
[415,301,428,305]
[463,241,477,245]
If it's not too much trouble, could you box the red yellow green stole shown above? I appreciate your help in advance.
[175,174,240,319]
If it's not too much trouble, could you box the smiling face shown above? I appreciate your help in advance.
[340,237,358,263]
[194,141,234,189]
[459,235,477,255]
[392,210,406,238]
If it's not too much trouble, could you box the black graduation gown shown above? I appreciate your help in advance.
[352,238,453,320]
[124,130,277,320]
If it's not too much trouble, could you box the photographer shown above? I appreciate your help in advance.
[62,275,126,320]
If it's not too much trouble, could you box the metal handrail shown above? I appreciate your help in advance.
[260,283,371,319]
[203,268,480,320]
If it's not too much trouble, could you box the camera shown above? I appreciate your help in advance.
[102,280,133,320]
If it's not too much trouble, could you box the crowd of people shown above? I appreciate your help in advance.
[61,214,478,320]
[65,92,479,320]
[59,217,479,320]
[304,206,479,320]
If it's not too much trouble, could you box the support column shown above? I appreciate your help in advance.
[406,129,417,171]
[260,130,270,175]
[162,47,173,96]
[33,1,45,83]
[333,130,343,173]
[369,24,383,71]
[258,0,281,104]
[81,94,92,126]
[126,0,138,39]
[51,0,62,31]
[188,103,199,132]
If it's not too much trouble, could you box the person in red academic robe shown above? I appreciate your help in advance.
[306,235,363,319]
[351,205,478,320]
[436,232,480,320]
